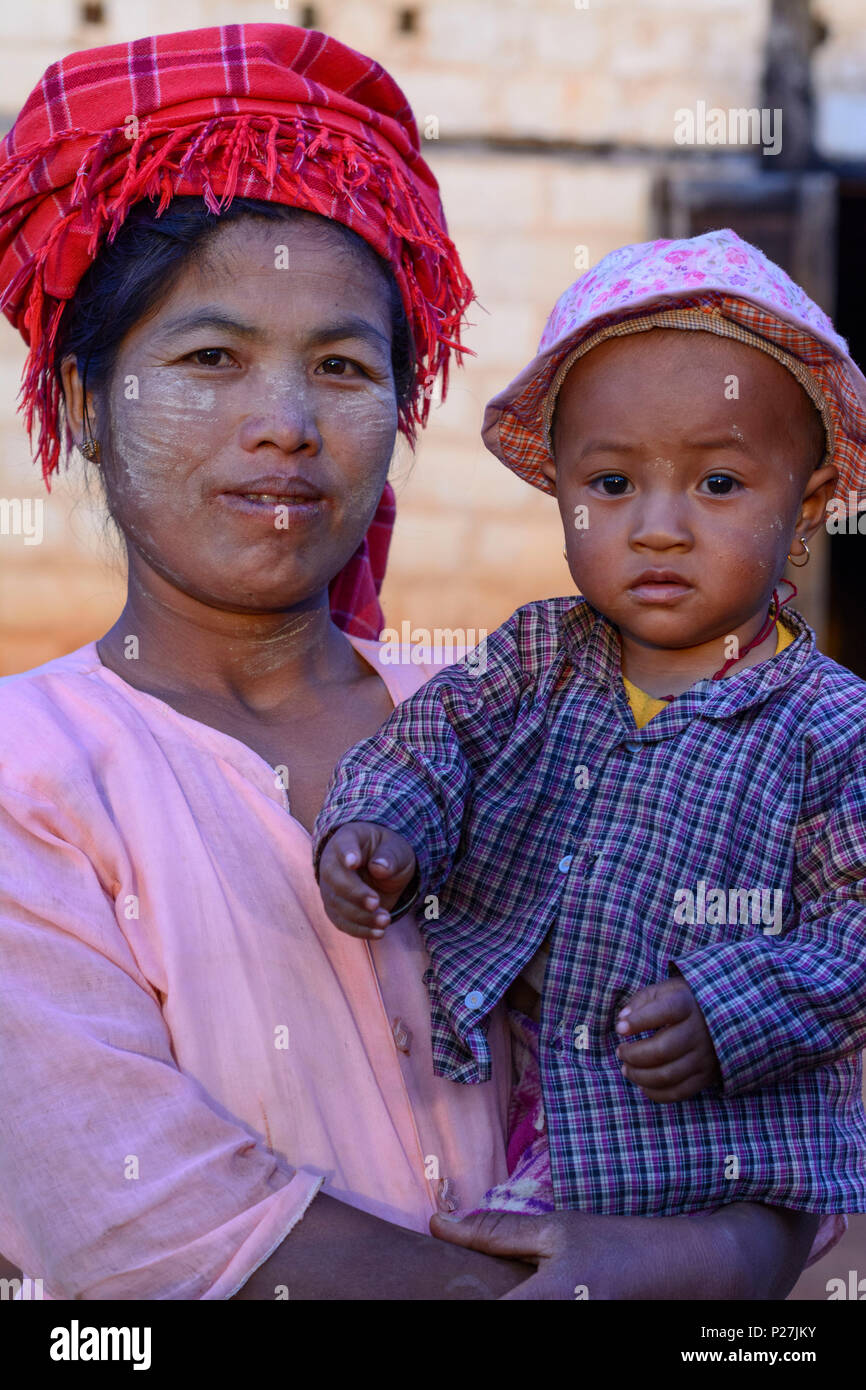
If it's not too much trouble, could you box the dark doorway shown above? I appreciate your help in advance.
[827,179,866,679]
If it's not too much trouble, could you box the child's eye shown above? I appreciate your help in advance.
[702,474,741,495]
[184,348,234,368]
[591,473,631,496]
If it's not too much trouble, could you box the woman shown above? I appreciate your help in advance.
[0,23,817,1299]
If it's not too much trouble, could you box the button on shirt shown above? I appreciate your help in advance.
[391,1017,413,1054]
[313,597,866,1218]
[516,621,799,1003]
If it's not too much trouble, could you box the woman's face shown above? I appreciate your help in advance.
[63,217,399,613]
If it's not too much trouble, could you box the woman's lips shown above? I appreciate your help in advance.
[218,490,327,524]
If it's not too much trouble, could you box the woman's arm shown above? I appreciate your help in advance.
[0,780,529,1301]
[235,1197,818,1302]
[429,1202,819,1300]
[0,784,348,1299]
[720,1203,820,1299]
[231,1192,531,1300]
[0,1253,22,1286]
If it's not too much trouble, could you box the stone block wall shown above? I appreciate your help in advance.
[1,0,864,670]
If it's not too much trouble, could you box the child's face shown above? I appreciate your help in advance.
[544,328,837,652]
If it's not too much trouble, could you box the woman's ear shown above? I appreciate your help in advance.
[59,353,94,448]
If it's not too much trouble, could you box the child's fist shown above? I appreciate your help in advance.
[614,973,722,1102]
[318,822,418,940]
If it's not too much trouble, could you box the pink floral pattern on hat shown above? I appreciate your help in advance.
[482,228,866,510]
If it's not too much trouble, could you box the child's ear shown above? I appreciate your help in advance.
[796,463,838,540]
[540,454,558,494]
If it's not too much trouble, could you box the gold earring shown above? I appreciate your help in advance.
[787,537,810,567]
[80,437,100,461]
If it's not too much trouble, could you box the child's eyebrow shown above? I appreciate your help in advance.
[689,436,752,452]
[575,436,753,461]
[575,439,640,459]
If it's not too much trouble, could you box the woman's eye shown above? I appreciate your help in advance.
[703,474,740,495]
[186,348,233,368]
[317,356,362,377]
[592,473,631,496]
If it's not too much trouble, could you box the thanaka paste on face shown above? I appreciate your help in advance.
[91,220,398,615]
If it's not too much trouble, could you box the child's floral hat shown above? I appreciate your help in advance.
[481,228,866,514]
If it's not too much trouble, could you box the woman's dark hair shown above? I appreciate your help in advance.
[54,195,416,460]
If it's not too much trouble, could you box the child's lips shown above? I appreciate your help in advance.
[627,573,693,602]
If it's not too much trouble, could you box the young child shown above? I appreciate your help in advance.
[312,229,866,1265]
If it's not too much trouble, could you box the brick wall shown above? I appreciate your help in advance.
[380,151,652,634]
[1,0,864,670]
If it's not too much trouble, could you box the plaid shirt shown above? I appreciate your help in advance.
[313,598,866,1216]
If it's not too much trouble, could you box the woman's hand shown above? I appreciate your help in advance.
[430,1201,819,1300]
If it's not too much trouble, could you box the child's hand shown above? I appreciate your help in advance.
[614,974,722,1102]
[318,822,418,940]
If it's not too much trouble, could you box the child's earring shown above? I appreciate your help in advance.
[786,537,810,567]
[562,547,568,559]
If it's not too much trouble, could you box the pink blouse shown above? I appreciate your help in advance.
[0,636,511,1299]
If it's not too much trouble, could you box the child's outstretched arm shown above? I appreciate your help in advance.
[312,604,551,928]
[319,822,418,939]
[311,675,474,927]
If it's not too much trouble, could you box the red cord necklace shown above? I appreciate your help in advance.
[654,578,798,702]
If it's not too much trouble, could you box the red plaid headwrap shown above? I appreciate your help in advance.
[0,23,475,638]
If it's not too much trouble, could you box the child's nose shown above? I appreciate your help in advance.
[629,498,692,548]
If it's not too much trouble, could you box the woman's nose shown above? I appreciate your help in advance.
[237,378,322,455]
